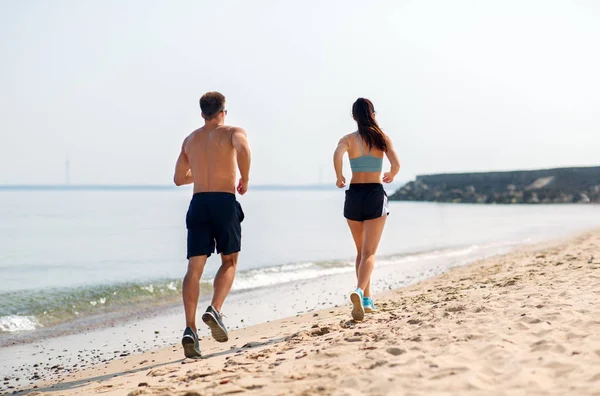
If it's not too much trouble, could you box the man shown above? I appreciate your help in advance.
[173,91,251,358]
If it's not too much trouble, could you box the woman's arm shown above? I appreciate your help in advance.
[333,137,350,188]
[382,135,400,184]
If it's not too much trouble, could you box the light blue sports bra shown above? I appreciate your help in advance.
[349,132,384,173]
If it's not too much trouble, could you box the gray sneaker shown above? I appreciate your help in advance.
[181,326,201,358]
[202,306,228,342]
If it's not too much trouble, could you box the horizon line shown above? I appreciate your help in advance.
[0,183,341,191]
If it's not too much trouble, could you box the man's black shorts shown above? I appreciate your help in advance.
[186,192,244,259]
[344,183,389,222]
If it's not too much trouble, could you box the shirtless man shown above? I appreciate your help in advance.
[173,91,251,358]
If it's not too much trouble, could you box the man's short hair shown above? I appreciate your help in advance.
[199,92,226,119]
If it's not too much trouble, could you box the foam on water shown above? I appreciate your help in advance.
[0,315,40,332]
[232,261,354,290]
[0,279,195,333]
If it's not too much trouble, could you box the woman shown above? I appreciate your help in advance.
[333,98,400,321]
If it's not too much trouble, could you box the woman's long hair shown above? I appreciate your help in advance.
[352,98,387,152]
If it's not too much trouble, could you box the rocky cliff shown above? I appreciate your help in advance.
[389,166,600,204]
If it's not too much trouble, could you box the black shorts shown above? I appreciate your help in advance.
[344,183,389,222]
[186,192,245,259]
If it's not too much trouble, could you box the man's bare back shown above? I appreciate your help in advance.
[175,125,250,194]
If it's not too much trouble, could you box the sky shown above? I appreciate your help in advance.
[1,0,599,185]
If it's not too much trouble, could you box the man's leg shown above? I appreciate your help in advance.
[211,253,239,312]
[201,253,238,343]
[183,255,208,333]
[203,195,242,342]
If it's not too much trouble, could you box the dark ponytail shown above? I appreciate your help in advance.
[352,98,387,152]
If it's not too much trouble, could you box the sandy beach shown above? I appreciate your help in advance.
[8,229,600,396]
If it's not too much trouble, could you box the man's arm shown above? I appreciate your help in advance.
[173,139,193,186]
[232,127,251,195]
[333,137,349,188]
[382,135,400,184]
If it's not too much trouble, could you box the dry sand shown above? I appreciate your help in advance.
[11,229,600,396]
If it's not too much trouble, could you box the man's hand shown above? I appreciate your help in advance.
[336,176,346,189]
[382,172,394,184]
[237,178,249,195]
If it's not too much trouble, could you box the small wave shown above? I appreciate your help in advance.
[142,285,154,293]
[233,261,353,291]
[0,279,195,332]
[0,315,40,332]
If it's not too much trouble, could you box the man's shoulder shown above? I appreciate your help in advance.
[219,125,246,134]
[188,127,205,138]
[182,129,199,145]
[218,125,247,140]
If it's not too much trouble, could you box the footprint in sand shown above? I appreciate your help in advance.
[182,371,218,382]
[386,347,406,356]
[310,327,331,337]
[429,367,469,380]
[146,367,180,377]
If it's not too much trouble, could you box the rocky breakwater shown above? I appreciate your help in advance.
[390,166,600,204]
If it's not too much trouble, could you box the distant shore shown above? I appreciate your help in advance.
[391,166,600,204]
[8,228,600,395]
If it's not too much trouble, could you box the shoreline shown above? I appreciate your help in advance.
[1,240,523,347]
[6,227,600,395]
[1,239,526,385]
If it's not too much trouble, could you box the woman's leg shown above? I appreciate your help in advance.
[346,219,365,293]
[356,215,386,292]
